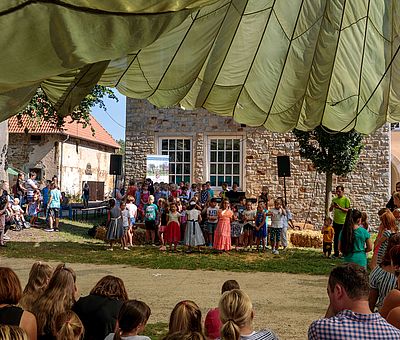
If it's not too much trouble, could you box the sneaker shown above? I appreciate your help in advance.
[272,249,279,255]
[152,243,157,247]
[123,247,130,251]
[106,248,114,251]
[44,228,54,232]
[275,250,279,255]
[54,228,59,232]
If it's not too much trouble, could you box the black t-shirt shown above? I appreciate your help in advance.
[73,294,124,340]
[0,305,23,326]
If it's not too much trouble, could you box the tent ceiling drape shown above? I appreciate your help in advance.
[0,0,399,133]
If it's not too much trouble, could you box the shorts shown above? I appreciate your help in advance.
[130,217,136,225]
[243,223,254,231]
[207,222,217,234]
[26,194,34,203]
[269,227,281,243]
[49,208,60,219]
[145,220,156,230]
[323,242,332,253]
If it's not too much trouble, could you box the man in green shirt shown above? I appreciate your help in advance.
[329,185,351,258]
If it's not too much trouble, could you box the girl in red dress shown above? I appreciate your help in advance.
[166,203,181,252]
[214,199,233,252]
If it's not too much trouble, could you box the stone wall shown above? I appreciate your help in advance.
[125,99,390,228]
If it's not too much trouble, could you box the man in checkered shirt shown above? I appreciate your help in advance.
[308,263,400,339]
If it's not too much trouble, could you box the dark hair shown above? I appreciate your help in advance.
[90,275,128,300]
[114,300,151,340]
[0,267,22,304]
[210,198,217,203]
[381,233,400,266]
[389,244,400,277]
[109,199,116,208]
[328,263,369,299]
[221,280,240,294]
[340,209,362,255]
[336,185,344,191]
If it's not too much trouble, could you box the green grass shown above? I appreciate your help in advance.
[0,219,343,275]
[143,322,168,340]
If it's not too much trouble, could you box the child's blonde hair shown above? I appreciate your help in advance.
[149,195,155,203]
[218,289,253,340]
[0,325,27,340]
[55,310,84,340]
[381,211,398,232]
[168,300,202,335]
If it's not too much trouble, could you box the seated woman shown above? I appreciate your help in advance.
[380,244,400,328]
[0,267,37,340]
[104,300,151,340]
[19,262,53,312]
[165,300,204,337]
[32,264,79,340]
[369,233,400,312]
[73,275,128,340]
[218,289,278,340]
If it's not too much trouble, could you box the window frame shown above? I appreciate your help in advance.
[157,136,193,184]
[205,134,245,191]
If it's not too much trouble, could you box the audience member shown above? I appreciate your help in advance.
[32,264,78,339]
[0,324,28,340]
[104,300,151,340]
[308,263,400,339]
[166,300,203,337]
[73,275,128,340]
[204,280,240,339]
[19,262,53,312]
[219,289,278,340]
[55,310,84,340]
[163,332,205,340]
[0,267,37,340]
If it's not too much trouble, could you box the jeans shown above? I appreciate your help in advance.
[333,222,343,257]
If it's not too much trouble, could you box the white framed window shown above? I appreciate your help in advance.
[159,138,192,184]
[208,137,243,188]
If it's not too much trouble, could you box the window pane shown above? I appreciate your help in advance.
[161,151,168,155]
[176,163,182,174]
[218,176,224,186]
[233,139,240,150]
[184,175,190,183]
[226,152,232,162]
[233,164,240,174]
[184,151,190,162]
[162,139,168,150]
[210,151,217,162]
[218,139,224,150]
[170,175,175,184]
[169,163,175,173]
[226,164,232,174]
[218,164,224,174]
[184,139,191,150]
[184,163,190,174]
[176,175,183,183]
[210,164,216,174]
[169,152,175,162]
[226,177,232,186]
[177,140,183,150]
[210,176,216,186]
[218,152,224,162]
[210,140,217,150]
[233,151,240,162]
[177,151,183,162]
[226,139,232,150]
[169,139,176,149]
[233,176,240,185]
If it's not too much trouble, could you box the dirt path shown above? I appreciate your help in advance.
[0,257,328,340]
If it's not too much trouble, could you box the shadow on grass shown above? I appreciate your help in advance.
[1,241,341,275]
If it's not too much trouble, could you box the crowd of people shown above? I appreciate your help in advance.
[0,261,399,340]
[105,179,295,253]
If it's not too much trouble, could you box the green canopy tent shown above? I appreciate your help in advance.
[0,0,399,133]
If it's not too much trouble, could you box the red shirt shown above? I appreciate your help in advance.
[204,308,222,339]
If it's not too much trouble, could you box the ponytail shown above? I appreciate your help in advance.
[220,319,241,340]
[55,311,84,340]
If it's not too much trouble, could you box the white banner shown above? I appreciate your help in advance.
[146,155,169,183]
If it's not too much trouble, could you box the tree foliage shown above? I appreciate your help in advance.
[18,85,118,134]
[293,126,364,176]
[117,139,125,155]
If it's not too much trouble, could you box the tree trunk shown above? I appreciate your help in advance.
[325,171,333,217]
[0,120,8,184]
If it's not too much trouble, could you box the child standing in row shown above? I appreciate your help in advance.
[126,196,137,247]
[254,201,267,251]
[158,198,168,251]
[144,195,158,246]
[105,199,123,251]
[321,216,334,258]
[206,198,219,246]
[166,203,181,252]
[184,201,205,252]
[213,199,233,252]
[230,206,241,250]
[242,201,256,250]
[269,199,286,254]
[120,202,131,250]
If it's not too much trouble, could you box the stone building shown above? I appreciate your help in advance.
[125,99,391,227]
[8,115,119,200]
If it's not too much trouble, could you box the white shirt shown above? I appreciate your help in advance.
[126,203,137,218]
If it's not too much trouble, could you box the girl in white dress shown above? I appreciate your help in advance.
[184,201,205,252]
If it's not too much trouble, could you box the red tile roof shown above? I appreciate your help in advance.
[8,114,120,149]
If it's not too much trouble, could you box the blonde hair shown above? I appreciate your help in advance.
[218,289,253,340]
[168,300,203,335]
[0,325,28,340]
[55,310,84,340]
[32,264,77,337]
[381,211,398,233]
[19,262,53,311]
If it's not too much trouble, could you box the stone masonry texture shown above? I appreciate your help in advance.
[125,99,390,228]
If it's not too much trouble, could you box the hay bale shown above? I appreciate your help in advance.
[289,230,322,248]
[292,221,315,230]
[95,226,107,241]
[133,228,146,245]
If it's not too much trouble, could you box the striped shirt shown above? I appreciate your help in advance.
[240,330,279,340]
[369,266,397,310]
[377,230,393,266]
[308,309,400,339]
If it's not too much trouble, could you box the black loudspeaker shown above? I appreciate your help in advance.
[109,154,123,175]
[277,156,291,177]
